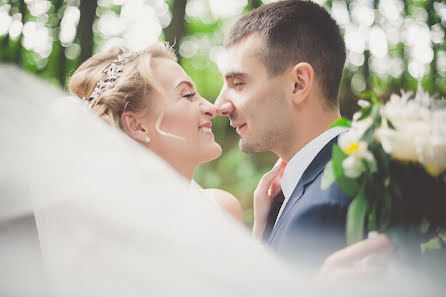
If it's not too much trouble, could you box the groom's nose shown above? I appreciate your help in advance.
[216,102,234,116]
[215,93,234,116]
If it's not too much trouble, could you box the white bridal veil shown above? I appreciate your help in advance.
[32,96,306,297]
[1,65,305,297]
[0,65,63,297]
[0,65,434,297]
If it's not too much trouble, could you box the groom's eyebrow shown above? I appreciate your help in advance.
[225,72,246,79]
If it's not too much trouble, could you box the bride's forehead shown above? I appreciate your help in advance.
[151,58,189,83]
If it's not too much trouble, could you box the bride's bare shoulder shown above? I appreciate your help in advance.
[203,189,243,223]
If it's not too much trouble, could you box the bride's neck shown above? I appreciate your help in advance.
[165,159,196,181]
[154,149,197,181]
[175,164,195,181]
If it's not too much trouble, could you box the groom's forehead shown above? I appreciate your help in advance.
[227,34,262,58]
[221,43,264,75]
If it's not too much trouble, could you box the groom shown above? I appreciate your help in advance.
[215,0,351,269]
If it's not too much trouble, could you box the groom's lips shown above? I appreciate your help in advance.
[231,122,247,134]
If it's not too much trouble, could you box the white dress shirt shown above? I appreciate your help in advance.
[275,126,349,226]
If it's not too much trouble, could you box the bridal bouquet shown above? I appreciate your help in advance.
[322,89,446,253]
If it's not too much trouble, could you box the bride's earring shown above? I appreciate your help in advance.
[144,136,151,143]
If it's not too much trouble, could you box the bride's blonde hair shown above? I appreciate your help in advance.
[68,43,177,130]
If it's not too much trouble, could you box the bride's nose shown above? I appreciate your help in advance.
[200,98,217,119]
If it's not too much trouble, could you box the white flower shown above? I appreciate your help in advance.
[382,94,430,128]
[342,155,364,178]
[378,92,431,162]
[338,118,372,154]
[357,99,371,108]
[352,117,373,133]
[417,135,446,176]
[341,141,377,179]
[416,109,446,176]
[432,110,446,137]
[377,91,446,176]
[376,121,431,162]
[352,112,361,121]
[338,116,376,178]
[338,130,361,154]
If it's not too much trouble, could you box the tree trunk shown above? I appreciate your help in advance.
[426,0,437,93]
[55,0,66,86]
[363,50,371,91]
[78,0,97,65]
[250,0,261,9]
[0,35,9,62]
[163,0,187,60]
[15,0,27,66]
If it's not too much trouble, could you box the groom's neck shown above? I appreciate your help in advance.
[274,106,341,162]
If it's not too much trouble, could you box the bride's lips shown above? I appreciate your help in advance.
[198,121,214,136]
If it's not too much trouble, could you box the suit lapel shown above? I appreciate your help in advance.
[261,190,285,242]
[267,136,339,244]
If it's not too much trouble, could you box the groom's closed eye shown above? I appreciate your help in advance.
[232,79,244,86]
[225,73,246,90]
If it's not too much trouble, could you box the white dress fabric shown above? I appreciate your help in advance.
[0,65,64,297]
[190,180,222,209]
[0,65,431,297]
[29,96,303,297]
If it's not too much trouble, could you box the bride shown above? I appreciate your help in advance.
[30,42,302,297]
[67,43,243,221]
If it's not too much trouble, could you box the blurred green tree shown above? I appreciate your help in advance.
[1,0,445,226]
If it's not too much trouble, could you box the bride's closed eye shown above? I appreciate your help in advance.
[182,92,196,100]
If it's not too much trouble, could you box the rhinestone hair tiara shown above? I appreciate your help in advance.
[88,51,139,104]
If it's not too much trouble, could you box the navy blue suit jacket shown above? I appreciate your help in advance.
[265,137,352,270]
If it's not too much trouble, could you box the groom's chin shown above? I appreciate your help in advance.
[239,139,258,154]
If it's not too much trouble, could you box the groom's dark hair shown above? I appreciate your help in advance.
[225,0,346,108]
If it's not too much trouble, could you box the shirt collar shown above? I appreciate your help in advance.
[280,126,349,200]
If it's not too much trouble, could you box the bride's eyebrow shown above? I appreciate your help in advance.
[175,80,195,89]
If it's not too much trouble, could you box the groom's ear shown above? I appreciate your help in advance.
[121,111,146,143]
[289,62,314,105]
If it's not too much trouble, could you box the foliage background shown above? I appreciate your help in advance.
[1,0,445,226]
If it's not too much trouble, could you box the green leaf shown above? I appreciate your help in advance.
[359,91,373,99]
[375,147,390,175]
[421,237,442,254]
[359,91,381,106]
[370,93,380,105]
[370,105,382,126]
[329,117,351,129]
[346,185,368,245]
[368,210,376,231]
[358,105,372,121]
[361,125,376,147]
[386,119,395,129]
[321,160,335,190]
[331,145,361,197]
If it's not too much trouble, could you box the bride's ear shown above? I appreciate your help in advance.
[121,111,147,143]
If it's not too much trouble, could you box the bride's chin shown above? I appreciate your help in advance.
[200,144,222,163]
